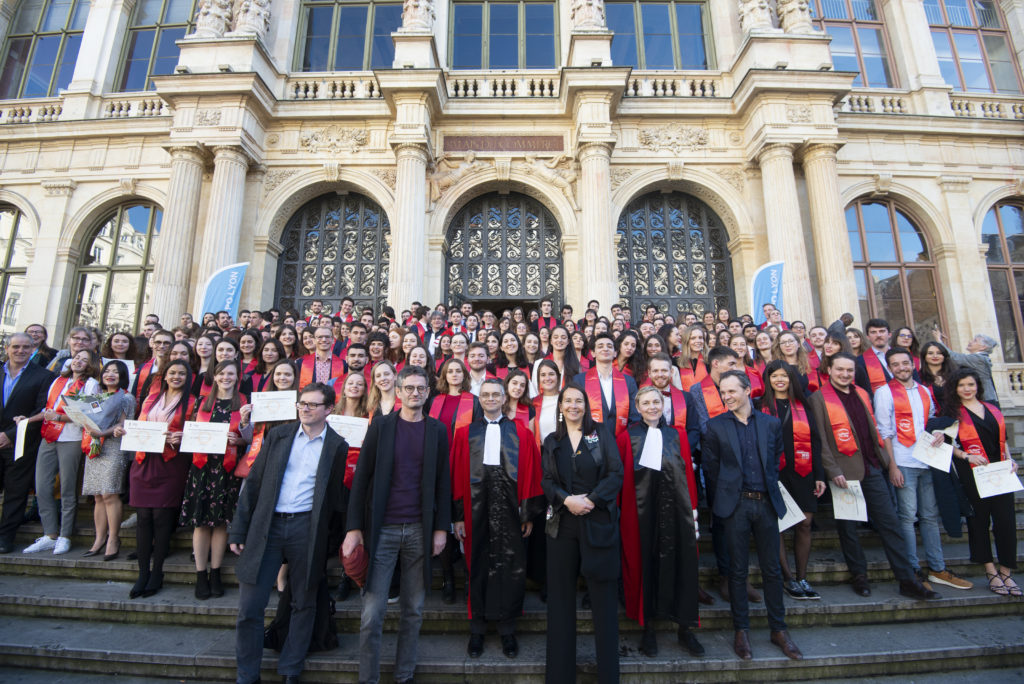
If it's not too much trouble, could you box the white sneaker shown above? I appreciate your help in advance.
[121,513,137,529]
[23,536,56,553]
[52,537,71,555]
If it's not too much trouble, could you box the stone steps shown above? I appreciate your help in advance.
[0,613,1020,683]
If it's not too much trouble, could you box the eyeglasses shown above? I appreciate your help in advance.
[151,340,172,347]
[71,336,91,342]
[296,401,327,410]
[400,385,429,394]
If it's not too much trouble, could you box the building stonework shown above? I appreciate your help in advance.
[0,0,1020,399]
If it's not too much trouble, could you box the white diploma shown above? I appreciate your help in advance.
[13,419,27,461]
[327,415,369,448]
[121,420,168,453]
[637,426,663,471]
[911,422,958,472]
[62,397,104,434]
[777,482,805,532]
[830,480,868,522]
[972,460,1024,499]
[180,421,229,454]
[251,390,297,423]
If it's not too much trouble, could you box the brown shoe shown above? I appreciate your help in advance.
[746,581,762,603]
[770,630,803,660]
[718,576,730,602]
[733,630,752,660]
[697,586,715,605]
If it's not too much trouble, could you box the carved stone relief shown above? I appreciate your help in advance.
[570,0,606,30]
[638,124,709,153]
[300,126,368,154]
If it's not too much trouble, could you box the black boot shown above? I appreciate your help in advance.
[130,571,150,599]
[141,570,163,598]
[442,567,456,604]
[209,568,224,598]
[639,625,658,656]
[336,576,352,602]
[195,570,211,600]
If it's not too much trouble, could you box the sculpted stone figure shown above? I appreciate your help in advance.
[738,0,774,33]
[428,151,490,203]
[400,0,436,31]
[570,0,606,30]
[232,0,271,39]
[521,154,578,210]
[777,0,815,33]
[192,0,232,38]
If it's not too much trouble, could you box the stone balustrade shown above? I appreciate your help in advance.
[948,93,1024,120]
[446,72,559,99]
[285,74,383,100]
[623,71,725,98]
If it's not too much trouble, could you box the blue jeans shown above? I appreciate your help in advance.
[358,523,426,684]
[895,466,945,572]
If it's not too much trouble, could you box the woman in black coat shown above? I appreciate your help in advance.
[541,383,623,684]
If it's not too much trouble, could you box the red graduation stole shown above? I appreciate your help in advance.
[958,403,1005,466]
[679,355,707,391]
[239,423,267,475]
[764,400,813,477]
[862,350,889,392]
[429,391,475,434]
[40,376,85,443]
[242,359,258,376]
[819,380,879,456]
[343,445,361,489]
[513,403,531,430]
[889,380,930,447]
[699,374,726,419]
[192,398,244,471]
[584,366,629,435]
[136,359,154,395]
[135,393,195,464]
[745,366,764,399]
[299,354,345,387]
[531,394,546,451]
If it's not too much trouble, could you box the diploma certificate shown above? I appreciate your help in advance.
[972,460,1024,499]
[180,421,230,454]
[121,420,168,453]
[830,480,868,522]
[13,419,27,461]
[777,483,805,532]
[327,415,369,448]
[251,391,298,423]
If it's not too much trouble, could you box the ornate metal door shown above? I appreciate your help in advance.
[444,192,563,306]
[616,191,734,318]
[275,193,390,316]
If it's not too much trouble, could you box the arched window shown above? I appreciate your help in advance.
[296,0,403,71]
[982,200,1024,362]
[0,0,88,99]
[118,0,198,92]
[72,203,162,334]
[0,207,30,338]
[846,198,943,338]
[808,0,894,87]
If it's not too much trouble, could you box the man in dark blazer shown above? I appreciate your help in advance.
[702,370,802,662]
[0,333,54,553]
[343,364,451,684]
[229,382,349,684]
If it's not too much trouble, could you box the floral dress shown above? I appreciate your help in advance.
[179,399,242,527]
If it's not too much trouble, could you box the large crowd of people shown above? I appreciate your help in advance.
[0,294,1019,684]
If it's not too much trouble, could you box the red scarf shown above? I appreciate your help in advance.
[40,377,85,443]
[889,380,930,447]
[192,397,244,471]
[584,366,628,435]
[299,354,345,387]
[958,403,1005,466]
[135,393,195,464]
[679,355,707,391]
[764,400,813,477]
[862,350,889,392]
[699,374,726,419]
[819,380,879,456]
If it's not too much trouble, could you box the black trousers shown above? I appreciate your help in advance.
[0,448,35,543]
[966,491,1018,569]
[545,516,618,684]
[722,496,785,632]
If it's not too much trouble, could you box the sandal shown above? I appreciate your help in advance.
[998,571,1023,597]
[987,572,1009,596]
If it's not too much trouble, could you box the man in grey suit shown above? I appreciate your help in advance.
[931,328,1000,406]
[229,382,349,684]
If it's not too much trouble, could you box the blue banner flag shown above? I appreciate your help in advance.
[200,262,248,320]
[750,261,784,326]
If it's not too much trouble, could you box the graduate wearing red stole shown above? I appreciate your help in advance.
[572,334,639,437]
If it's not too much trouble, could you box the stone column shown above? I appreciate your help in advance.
[150,147,205,322]
[193,146,249,313]
[577,141,618,310]
[803,143,857,322]
[60,0,136,118]
[757,143,815,322]
[389,143,429,308]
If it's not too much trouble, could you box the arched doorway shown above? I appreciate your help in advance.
[444,192,563,310]
[275,192,390,316]
[616,191,734,318]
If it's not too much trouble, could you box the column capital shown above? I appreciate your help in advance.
[394,142,430,163]
[211,145,251,168]
[167,145,206,165]
[800,142,840,164]
[757,142,796,165]
[577,141,613,162]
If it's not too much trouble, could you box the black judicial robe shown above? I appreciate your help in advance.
[617,420,699,628]
[451,417,545,621]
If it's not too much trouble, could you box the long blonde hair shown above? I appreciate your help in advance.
[366,360,397,416]
[677,325,706,370]
[771,331,810,375]
[333,372,368,418]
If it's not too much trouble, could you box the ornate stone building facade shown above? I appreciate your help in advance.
[0,0,1021,395]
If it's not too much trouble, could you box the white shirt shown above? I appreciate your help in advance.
[597,368,613,409]
[539,395,558,441]
[872,346,889,371]
[483,417,502,465]
[469,370,487,396]
[872,380,933,469]
[275,425,327,513]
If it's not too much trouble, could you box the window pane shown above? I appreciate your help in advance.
[850,0,878,20]
[982,207,1005,263]
[524,3,555,68]
[489,4,519,69]
[1001,204,1024,263]
[1014,270,1024,363]
[22,34,60,98]
[846,205,863,261]
[370,4,403,69]
[135,0,163,25]
[640,3,673,69]
[115,205,152,267]
[675,4,706,69]
[922,0,943,24]
[0,211,15,262]
[871,268,907,330]
[13,0,44,34]
[147,208,163,266]
[120,29,155,91]
[906,268,939,335]
[0,275,24,333]
[988,269,1019,361]
[982,35,1021,94]
[452,4,482,69]
[0,37,32,99]
[335,5,369,70]
[931,31,961,88]
[8,220,30,269]
[821,0,848,19]
[163,0,194,24]
[607,3,638,69]
[854,268,870,325]
[826,25,862,86]
[953,32,991,92]
[41,0,74,31]
[974,0,1000,27]
[70,0,90,30]
[301,6,332,71]
[895,209,928,262]
[857,28,891,87]
[107,272,141,334]
[55,33,82,93]
[74,272,107,330]
[152,27,185,82]
[945,0,972,25]
[860,202,898,262]
[85,216,116,267]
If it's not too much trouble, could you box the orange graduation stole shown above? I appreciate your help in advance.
[40,377,85,443]
[764,400,813,477]
[192,400,244,472]
[679,355,707,392]
[135,393,195,464]
[299,354,344,387]
[958,403,1005,466]
[237,423,267,477]
[584,366,628,435]
[862,350,889,392]
[820,380,879,456]
[699,374,726,419]
[889,380,930,447]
